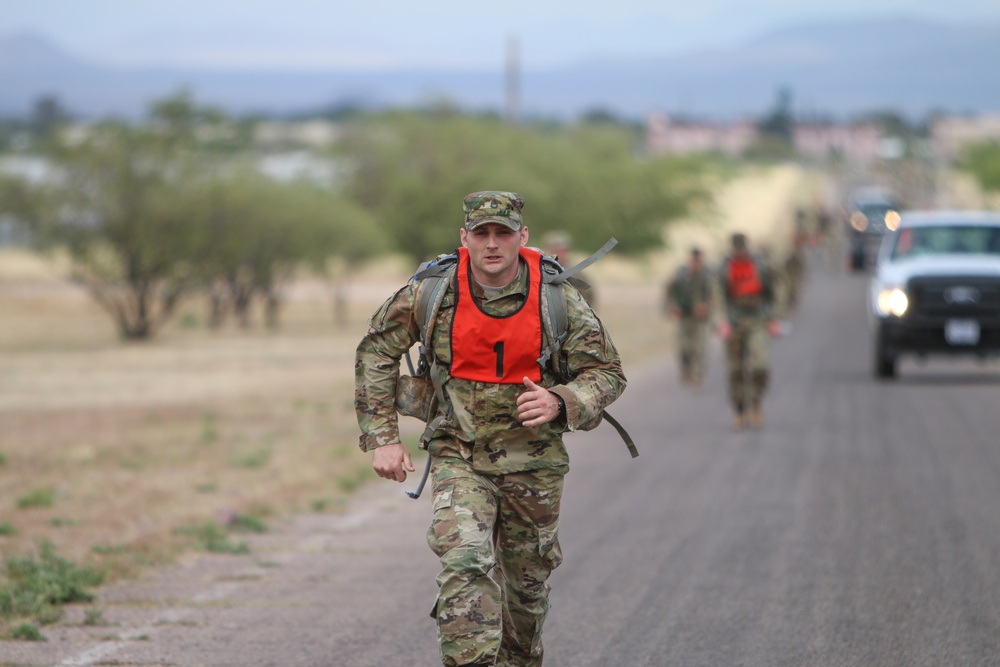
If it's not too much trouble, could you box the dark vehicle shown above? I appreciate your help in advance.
[847,187,901,272]
[868,210,1000,378]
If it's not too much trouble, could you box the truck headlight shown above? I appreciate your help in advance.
[851,211,868,232]
[877,287,908,317]
[885,210,901,231]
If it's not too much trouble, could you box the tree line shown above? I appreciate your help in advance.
[961,141,1000,194]
[0,92,712,340]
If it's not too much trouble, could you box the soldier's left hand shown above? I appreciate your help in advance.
[517,377,560,427]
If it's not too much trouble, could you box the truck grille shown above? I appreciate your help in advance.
[907,276,1000,320]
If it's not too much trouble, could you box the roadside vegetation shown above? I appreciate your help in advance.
[1,91,714,341]
[961,141,1000,194]
[0,542,104,641]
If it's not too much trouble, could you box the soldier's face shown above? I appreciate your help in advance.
[460,223,529,287]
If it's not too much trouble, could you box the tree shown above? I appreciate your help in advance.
[748,87,796,161]
[961,141,1000,193]
[759,87,794,143]
[30,95,69,143]
[2,91,233,339]
[192,170,383,329]
[339,111,709,263]
[25,119,211,339]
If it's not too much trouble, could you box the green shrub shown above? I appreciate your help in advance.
[83,606,107,626]
[0,541,104,624]
[173,522,249,554]
[7,622,45,641]
[49,517,80,527]
[16,488,55,509]
[200,413,220,444]
[0,522,16,536]
[229,514,267,534]
[232,447,271,469]
[962,141,1000,192]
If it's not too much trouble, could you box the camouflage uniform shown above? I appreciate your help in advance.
[782,249,805,313]
[666,251,713,386]
[719,234,776,426]
[355,191,626,667]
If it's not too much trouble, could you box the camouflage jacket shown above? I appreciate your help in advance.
[355,259,627,475]
[666,266,714,319]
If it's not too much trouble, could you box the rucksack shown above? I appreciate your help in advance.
[404,237,637,458]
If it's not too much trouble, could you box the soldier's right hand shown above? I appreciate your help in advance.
[372,442,414,483]
[717,321,732,340]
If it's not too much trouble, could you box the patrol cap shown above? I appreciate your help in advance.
[463,191,524,231]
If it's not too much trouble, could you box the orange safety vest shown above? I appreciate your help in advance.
[450,247,543,383]
[727,255,763,297]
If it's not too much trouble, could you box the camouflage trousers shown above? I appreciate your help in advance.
[676,317,709,385]
[427,456,566,667]
[725,316,770,412]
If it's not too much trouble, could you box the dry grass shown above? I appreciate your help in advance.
[0,164,815,584]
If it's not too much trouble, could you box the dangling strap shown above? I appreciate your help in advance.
[543,237,618,285]
[602,410,638,458]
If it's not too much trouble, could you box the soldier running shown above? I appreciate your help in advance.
[355,191,627,667]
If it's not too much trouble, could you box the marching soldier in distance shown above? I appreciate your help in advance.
[665,246,713,389]
[717,232,781,429]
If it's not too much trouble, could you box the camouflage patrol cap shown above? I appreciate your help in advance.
[463,191,524,231]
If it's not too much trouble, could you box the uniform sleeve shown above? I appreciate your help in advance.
[547,286,627,431]
[665,271,680,314]
[718,259,734,322]
[354,283,421,451]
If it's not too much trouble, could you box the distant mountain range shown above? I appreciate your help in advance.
[2,17,999,122]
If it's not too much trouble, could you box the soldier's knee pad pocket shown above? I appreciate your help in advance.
[426,487,455,556]
[537,524,563,570]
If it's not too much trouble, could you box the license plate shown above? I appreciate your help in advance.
[945,319,980,345]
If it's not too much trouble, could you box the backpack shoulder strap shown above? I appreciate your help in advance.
[414,255,457,350]
[409,255,458,450]
[538,280,569,378]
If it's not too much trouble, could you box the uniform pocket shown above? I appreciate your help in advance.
[427,486,456,557]
[537,523,563,570]
[432,487,453,512]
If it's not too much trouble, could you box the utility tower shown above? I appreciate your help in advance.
[505,36,520,124]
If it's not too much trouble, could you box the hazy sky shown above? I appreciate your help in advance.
[6,0,1000,71]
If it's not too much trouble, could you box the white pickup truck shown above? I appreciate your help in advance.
[868,210,1000,379]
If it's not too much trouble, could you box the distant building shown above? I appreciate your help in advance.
[646,113,756,157]
[793,121,883,164]
[647,112,886,164]
[253,120,341,149]
[931,114,1000,164]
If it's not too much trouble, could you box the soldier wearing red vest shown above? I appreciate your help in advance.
[355,191,626,667]
[717,232,781,429]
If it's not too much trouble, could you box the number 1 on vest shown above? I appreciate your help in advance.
[493,341,505,378]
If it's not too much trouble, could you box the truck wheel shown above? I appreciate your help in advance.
[873,327,896,379]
